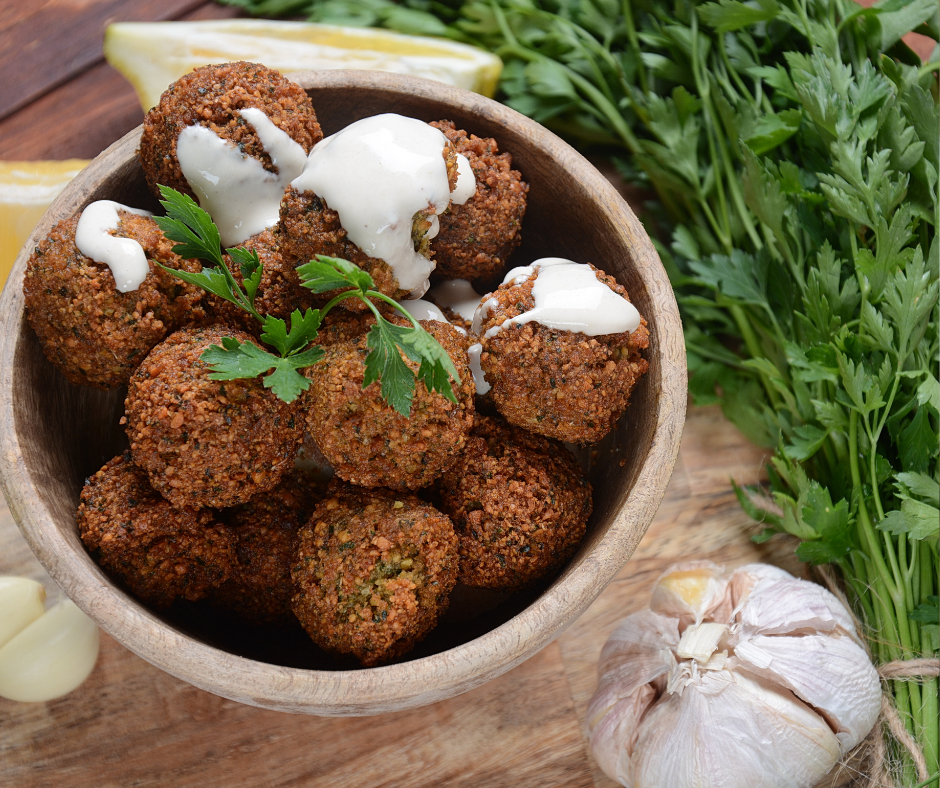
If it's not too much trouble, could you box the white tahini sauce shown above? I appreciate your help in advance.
[467,343,490,395]
[427,278,483,322]
[399,298,465,333]
[472,258,641,339]
[452,154,476,205]
[291,114,469,296]
[176,107,307,247]
[74,201,153,293]
[470,296,498,335]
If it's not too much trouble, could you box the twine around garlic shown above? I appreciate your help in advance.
[586,562,882,788]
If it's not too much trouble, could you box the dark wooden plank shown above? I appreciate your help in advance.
[0,0,210,121]
[0,2,242,160]
[0,1,57,34]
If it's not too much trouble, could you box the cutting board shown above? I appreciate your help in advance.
[1,405,861,787]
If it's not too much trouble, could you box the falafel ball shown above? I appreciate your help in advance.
[304,315,475,490]
[429,120,528,286]
[124,324,304,509]
[275,128,460,307]
[291,482,458,666]
[77,453,237,608]
[213,469,326,626]
[24,211,209,389]
[435,415,592,589]
[139,61,322,202]
[477,264,649,443]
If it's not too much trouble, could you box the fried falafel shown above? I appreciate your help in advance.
[139,61,322,202]
[435,415,592,589]
[213,469,326,626]
[24,211,209,389]
[303,316,475,490]
[77,453,237,608]
[124,324,304,509]
[291,482,458,666]
[429,120,528,286]
[275,121,460,307]
[476,263,649,443]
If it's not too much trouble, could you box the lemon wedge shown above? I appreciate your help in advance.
[104,20,503,111]
[0,160,89,290]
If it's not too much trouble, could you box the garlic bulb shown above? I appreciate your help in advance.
[0,576,100,702]
[586,562,881,788]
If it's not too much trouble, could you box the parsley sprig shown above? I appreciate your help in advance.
[298,255,461,416]
[154,186,460,413]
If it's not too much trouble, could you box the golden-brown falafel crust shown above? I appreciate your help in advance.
[213,469,326,625]
[429,120,528,286]
[77,453,237,608]
[139,61,322,201]
[304,317,475,490]
[291,482,458,666]
[24,212,209,389]
[124,324,304,510]
[478,264,650,443]
[435,415,592,589]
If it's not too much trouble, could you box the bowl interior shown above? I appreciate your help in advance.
[2,71,684,712]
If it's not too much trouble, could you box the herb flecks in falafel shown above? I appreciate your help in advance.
[155,186,461,414]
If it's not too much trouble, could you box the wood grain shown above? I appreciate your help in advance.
[0,406,858,787]
[0,2,242,160]
[0,0,210,120]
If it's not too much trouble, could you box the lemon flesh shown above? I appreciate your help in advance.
[0,160,89,290]
[104,20,503,110]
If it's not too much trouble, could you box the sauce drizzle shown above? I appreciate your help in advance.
[176,107,307,247]
[74,201,153,293]
[473,258,641,339]
[292,114,473,296]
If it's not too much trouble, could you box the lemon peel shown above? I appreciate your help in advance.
[104,20,503,111]
[0,159,89,289]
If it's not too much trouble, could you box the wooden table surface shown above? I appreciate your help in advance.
[0,2,868,786]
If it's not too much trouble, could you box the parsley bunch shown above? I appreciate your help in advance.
[154,186,460,414]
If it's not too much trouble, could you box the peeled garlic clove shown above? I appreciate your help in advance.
[0,599,99,702]
[734,573,858,640]
[650,561,732,627]
[630,669,842,788]
[732,632,881,750]
[0,576,46,649]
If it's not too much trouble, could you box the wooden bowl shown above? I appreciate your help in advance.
[0,70,685,716]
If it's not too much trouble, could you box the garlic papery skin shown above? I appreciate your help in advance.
[629,669,842,788]
[0,598,99,703]
[586,610,679,782]
[0,576,46,649]
[731,632,880,749]
[587,562,882,788]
